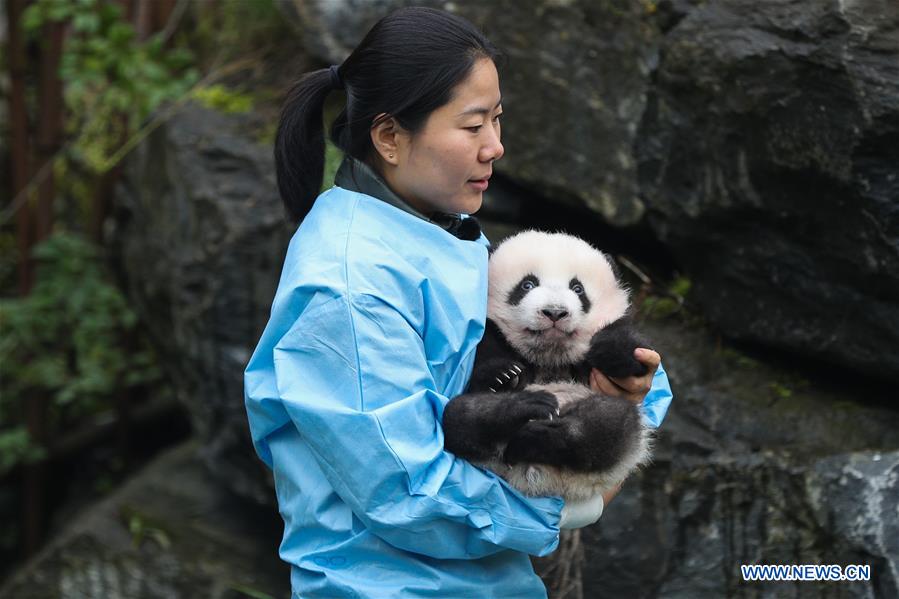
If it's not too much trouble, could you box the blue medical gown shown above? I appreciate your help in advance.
[244,186,673,598]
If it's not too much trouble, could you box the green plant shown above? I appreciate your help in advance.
[0,429,46,477]
[640,275,692,320]
[0,232,161,474]
[121,505,171,549]
[23,0,199,174]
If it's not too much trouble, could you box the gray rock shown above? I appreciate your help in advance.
[638,0,899,382]
[807,451,899,598]
[0,442,289,599]
[109,103,293,505]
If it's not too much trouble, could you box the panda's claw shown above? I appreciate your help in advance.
[488,386,497,393]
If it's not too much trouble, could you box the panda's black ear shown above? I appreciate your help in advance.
[605,253,623,281]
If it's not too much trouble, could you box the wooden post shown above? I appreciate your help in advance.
[22,9,68,559]
[34,19,65,241]
[6,0,34,294]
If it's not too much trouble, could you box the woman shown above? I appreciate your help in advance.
[244,7,672,598]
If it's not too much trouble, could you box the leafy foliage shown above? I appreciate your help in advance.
[0,233,161,474]
[0,429,46,478]
[22,0,199,173]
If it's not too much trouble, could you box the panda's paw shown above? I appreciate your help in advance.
[509,390,559,426]
[503,419,569,466]
[586,322,651,379]
[486,362,526,392]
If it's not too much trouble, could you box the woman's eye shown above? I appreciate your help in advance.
[468,114,501,133]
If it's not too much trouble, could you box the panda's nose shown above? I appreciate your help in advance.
[541,308,569,322]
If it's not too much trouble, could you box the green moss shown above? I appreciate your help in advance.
[255,122,277,147]
[639,275,692,320]
[769,381,793,401]
[720,347,761,369]
[669,276,691,299]
[191,84,253,114]
[120,505,172,549]
[641,296,681,320]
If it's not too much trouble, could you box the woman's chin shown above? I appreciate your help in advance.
[459,192,483,215]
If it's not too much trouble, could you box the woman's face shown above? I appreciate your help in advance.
[376,58,504,216]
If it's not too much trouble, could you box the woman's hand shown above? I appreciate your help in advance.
[601,482,623,506]
[588,348,661,406]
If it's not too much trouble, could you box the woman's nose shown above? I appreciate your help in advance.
[480,126,504,163]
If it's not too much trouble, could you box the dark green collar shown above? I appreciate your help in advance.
[334,156,432,222]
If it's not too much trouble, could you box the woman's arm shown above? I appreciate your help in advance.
[261,292,562,560]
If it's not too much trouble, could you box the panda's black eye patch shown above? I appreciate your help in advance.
[507,274,540,306]
[570,277,591,313]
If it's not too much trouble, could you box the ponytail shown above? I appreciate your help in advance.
[274,68,335,225]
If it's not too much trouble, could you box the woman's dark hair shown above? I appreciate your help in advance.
[274,7,501,224]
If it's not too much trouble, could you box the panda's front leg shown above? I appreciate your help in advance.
[503,393,643,473]
[584,316,653,379]
[443,390,558,462]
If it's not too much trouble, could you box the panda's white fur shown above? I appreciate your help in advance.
[475,230,651,501]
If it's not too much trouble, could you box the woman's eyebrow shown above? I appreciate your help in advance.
[456,97,503,117]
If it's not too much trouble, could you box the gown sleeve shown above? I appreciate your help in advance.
[270,290,563,560]
[642,361,673,428]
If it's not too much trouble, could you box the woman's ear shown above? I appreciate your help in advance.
[370,114,402,166]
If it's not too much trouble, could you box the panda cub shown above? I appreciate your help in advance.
[443,230,652,502]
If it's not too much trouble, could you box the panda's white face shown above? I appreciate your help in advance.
[487,231,629,367]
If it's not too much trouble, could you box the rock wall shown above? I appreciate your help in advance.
[109,104,292,504]
[640,0,899,383]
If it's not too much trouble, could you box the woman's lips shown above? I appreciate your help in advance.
[468,178,489,191]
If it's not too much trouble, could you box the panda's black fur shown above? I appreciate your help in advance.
[442,231,653,501]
